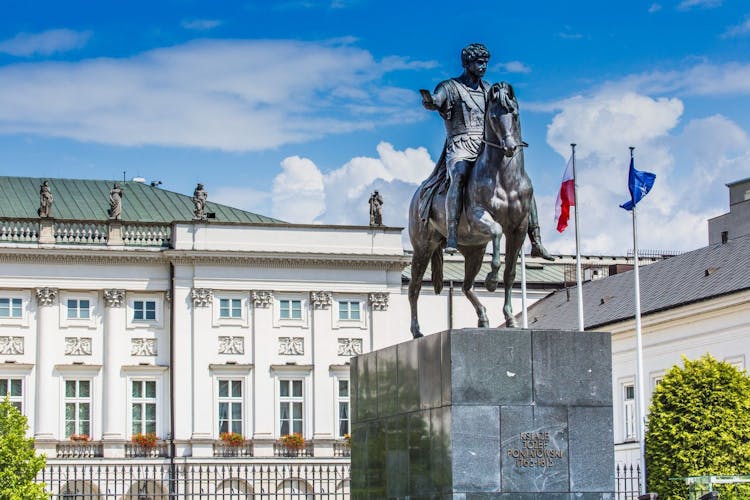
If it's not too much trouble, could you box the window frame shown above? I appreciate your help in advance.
[209,364,253,439]
[272,366,312,439]
[0,377,24,414]
[332,295,367,330]
[278,378,305,437]
[128,378,159,438]
[217,378,244,436]
[272,294,308,328]
[0,291,30,326]
[336,377,350,438]
[58,292,98,329]
[622,380,637,443]
[63,379,92,439]
[126,295,163,329]
[212,293,249,327]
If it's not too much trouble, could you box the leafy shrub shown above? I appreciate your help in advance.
[0,397,48,499]
[645,355,750,499]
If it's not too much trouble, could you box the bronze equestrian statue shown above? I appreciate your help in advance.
[409,43,551,338]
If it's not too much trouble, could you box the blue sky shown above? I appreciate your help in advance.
[1,0,749,254]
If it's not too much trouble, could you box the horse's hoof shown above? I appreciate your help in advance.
[478,318,489,328]
[505,317,518,328]
[412,331,424,339]
[485,273,498,292]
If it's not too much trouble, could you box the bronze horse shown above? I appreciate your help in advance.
[408,82,532,338]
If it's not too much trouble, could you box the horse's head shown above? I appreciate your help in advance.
[487,82,522,157]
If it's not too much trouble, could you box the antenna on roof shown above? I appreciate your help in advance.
[123,171,126,182]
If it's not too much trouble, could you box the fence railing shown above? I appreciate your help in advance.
[615,463,643,499]
[273,442,314,458]
[124,441,171,458]
[0,219,39,242]
[122,223,171,247]
[332,442,350,458]
[37,462,351,498]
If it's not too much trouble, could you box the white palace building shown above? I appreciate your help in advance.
[0,175,677,497]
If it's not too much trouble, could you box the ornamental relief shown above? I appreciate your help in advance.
[191,288,213,307]
[310,291,332,310]
[251,290,273,308]
[36,287,58,306]
[0,336,24,355]
[65,337,92,356]
[337,338,363,357]
[131,338,157,356]
[218,336,245,355]
[368,292,389,311]
[103,289,126,308]
[278,337,304,356]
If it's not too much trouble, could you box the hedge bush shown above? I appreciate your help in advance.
[645,355,750,499]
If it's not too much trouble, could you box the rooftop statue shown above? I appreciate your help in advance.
[408,43,551,338]
[39,180,53,218]
[193,183,207,220]
[109,182,123,220]
[369,190,383,227]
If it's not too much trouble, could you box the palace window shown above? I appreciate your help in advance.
[219,298,242,319]
[218,379,243,435]
[623,383,636,441]
[131,380,157,436]
[337,379,350,438]
[133,300,156,322]
[64,380,91,438]
[0,378,23,413]
[279,379,303,436]
[0,298,22,319]
[66,299,90,320]
[338,301,361,321]
[279,300,302,320]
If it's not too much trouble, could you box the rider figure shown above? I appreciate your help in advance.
[422,43,553,260]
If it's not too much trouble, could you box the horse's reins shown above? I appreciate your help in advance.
[481,138,528,159]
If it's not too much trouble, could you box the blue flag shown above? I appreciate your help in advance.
[620,158,656,211]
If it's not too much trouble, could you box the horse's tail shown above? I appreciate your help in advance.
[431,249,443,294]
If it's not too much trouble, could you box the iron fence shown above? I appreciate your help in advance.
[38,462,350,498]
[615,463,643,499]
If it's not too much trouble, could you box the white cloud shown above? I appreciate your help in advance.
[0,29,91,57]
[271,156,326,222]
[677,0,722,10]
[181,19,223,31]
[542,88,748,255]
[256,142,434,234]
[648,3,662,13]
[721,17,750,38]
[496,61,532,74]
[0,39,429,151]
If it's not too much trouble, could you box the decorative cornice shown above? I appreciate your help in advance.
[103,289,125,308]
[368,292,389,311]
[36,287,58,306]
[251,290,273,308]
[310,291,332,310]
[191,288,213,307]
[0,249,164,266]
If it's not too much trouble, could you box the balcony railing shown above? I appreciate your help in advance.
[273,441,314,458]
[56,441,103,459]
[124,441,171,458]
[0,217,171,248]
[333,441,351,457]
[213,440,254,457]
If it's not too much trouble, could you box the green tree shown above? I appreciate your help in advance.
[645,355,750,499]
[0,397,48,499]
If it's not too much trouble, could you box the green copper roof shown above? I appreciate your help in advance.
[0,176,284,224]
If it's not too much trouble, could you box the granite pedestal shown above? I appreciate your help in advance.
[350,328,615,499]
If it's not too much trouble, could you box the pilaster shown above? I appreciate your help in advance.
[102,289,126,457]
[34,287,58,447]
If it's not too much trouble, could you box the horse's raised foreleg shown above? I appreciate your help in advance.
[408,248,431,338]
[502,227,526,327]
[461,246,489,328]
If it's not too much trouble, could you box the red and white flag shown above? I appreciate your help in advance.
[554,155,576,232]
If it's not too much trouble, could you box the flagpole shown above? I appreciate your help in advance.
[630,146,648,495]
[520,242,528,328]
[571,143,584,331]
